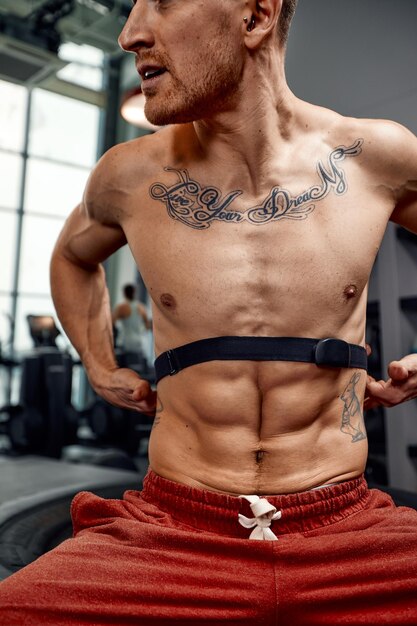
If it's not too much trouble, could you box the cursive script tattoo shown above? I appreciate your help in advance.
[339,372,367,443]
[149,140,363,230]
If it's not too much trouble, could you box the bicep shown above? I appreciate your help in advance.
[53,203,128,269]
[391,184,417,233]
[388,126,417,233]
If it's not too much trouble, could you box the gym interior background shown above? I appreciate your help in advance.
[0,0,417,576]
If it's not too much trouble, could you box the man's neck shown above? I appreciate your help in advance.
[192,59,301,192]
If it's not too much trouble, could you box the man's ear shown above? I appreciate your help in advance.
[242,0,283,50]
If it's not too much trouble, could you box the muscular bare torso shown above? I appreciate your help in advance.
[98,104,397,494]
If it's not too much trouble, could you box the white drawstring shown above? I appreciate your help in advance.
[238,495,282,541]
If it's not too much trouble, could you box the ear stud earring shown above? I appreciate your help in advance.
[244,16,256,32]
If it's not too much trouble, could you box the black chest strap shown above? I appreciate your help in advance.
[154,336,368,384]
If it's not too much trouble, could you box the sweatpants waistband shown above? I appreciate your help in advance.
[141,470,370,538]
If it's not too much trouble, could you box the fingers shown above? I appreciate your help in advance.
[365,379,389,407]
[365,370,388,409]
[389,353,417,377]
[364,354,417,410]
[365,376,417,408]
[365,375,405,409]
[98,367,157,414]
[387,360,409,382]
[132,379,152,401]
[366,377,386,391]
[132,383,157,415]
[135,389,158,416]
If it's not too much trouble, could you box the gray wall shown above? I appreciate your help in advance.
[287,0,417,132]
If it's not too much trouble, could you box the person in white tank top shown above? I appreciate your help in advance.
[112,284,151,356]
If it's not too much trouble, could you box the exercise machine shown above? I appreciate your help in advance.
[0,348,78,458]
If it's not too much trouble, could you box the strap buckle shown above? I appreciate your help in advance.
[314,338,351,368]
[166,349,180,376]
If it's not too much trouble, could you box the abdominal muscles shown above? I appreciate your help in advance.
[148,360,368,495]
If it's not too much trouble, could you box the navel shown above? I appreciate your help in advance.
[160,293,177,310]
[255,449,265,464]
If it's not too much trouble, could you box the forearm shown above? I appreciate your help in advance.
[50,251,117,387]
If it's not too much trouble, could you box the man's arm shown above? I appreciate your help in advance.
[365,122,417,409]
[51,202,124,375]
[50,154,156,415]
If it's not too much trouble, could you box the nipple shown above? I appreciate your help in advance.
[343,284,358,300]
[160,293,177,310]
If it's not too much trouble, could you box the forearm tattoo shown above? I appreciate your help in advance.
[340,372,367,443]
[149,140,363,230]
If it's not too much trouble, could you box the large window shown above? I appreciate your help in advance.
[24,159,91,217]
[58,43,104,92]
[0,152,23,209]
[29,89,100,167]
[0,81,27,152]
[0,211,18,293]
[0,80,27,376]
[0,78,102,358]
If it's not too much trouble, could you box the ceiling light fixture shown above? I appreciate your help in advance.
[120,85,162,131]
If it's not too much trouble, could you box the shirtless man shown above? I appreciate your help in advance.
[1,0,417,624]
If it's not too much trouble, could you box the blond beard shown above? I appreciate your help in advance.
[144,25,243,126]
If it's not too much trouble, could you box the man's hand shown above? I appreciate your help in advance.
[364,354,417,411]
[93,367,157,416]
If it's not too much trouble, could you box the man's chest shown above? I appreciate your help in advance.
[124,192,386,325]
[121,139,392,315]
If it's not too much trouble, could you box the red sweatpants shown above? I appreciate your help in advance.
[0,470,417,625]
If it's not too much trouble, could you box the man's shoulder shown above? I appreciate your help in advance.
[333,115,416,164]
[354,117,414,150]
[302,103,413,152]
[324,113,417,185]
[83,126,181,221]
[117,302,131,317]
[95,127,175,181]
[362,118,416,188]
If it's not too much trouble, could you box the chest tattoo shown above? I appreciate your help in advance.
[149,139,363,230]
